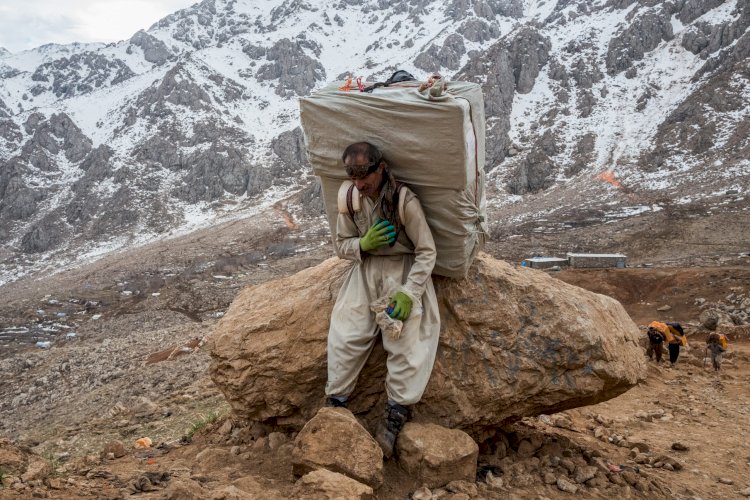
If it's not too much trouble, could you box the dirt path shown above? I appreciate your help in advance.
[2,212,750,497]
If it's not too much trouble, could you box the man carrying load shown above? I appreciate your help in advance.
[646,325,665,363]
[325,141,440,458]
[706,332,727,371]
[648,321,687,368]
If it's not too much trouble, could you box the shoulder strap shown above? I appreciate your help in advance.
[396,182,407,223]
[337,180,360,216]
[346,184,355,218]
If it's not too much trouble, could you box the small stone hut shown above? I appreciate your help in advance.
[522,257,569,269]
[567,253,627,269]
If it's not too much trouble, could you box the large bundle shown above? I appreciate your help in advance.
[299,80,487,278]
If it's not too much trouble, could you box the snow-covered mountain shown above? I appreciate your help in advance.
[1,0,749,283]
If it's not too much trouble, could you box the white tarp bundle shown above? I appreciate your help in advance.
[299,80,487,278]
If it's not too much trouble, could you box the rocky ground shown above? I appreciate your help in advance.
[1,203,750,498]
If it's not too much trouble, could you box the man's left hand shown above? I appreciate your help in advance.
[388,292,412,321]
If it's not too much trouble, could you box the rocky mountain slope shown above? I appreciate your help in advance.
[1,0,749,284]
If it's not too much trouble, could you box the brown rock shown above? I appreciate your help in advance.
[556,477,578,493]
[233,476,276,496]
[621,470,639,486]
[559,458,576,474]
[192,447,242,475]
[671,442,689,451]
[268,432,287,450]
[573,465,597,484]
[209,255,646,436]
[20,457,52,483]
[100,440,127,459]
[164,479,207,499]
[411,486,433,500]
[485,472,504,491]
[608,472,626,486]
[629,441,650,453]
[516,439,537,458]
[292,469,374,500]
[0,439,27,475]
[445,480,478,496]
[396,423,478,488]
[292,408,383,488]
[209,485,257,499]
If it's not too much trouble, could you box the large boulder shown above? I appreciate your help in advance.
[209,253,646,437]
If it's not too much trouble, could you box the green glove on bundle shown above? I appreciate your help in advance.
[388,292,413,321]
[359,219,397,252]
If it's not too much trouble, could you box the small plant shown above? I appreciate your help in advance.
[43,452,61,477]
[184,411,219,442]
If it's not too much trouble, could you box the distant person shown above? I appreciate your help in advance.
[646,326,665,363]
[706,332,727,371]
[647,321,687,368]
[325,141,440,459]
[665,322,687,368]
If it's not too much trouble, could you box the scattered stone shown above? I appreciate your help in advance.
[553,415,574,430]
[653,455,682,471]
[267,432,287,450]
[657,305,671,312]
[718,478,734,485]
[629,441,650,453]
[133,437,152,449]
[411,486,433,500]
[292,407,383,488]
[293,469,374,500]
[671,442,689,451]
[621,470,639,486]
[590,457,610,474]
[100,440,127,459]
[485,472,504,491]
[560,458,576,474]
[217,419,233,438]
[20,457,52,483]
[192,448,241,475]
[517,439,537,458]
[445,480,478,496]
[232,476,276,497]
[739,487,750,497]
[573,466,597,484]
[608,473,626,486]
[543,472,557,484]
[397,422,478,489]
[556,477,578,493]
[252,437,268,450]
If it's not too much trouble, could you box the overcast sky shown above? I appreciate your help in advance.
[0,0,197,53]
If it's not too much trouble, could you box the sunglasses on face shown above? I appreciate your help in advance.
[345,159,381,179]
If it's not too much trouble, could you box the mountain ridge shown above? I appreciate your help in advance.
[0,0,749,285]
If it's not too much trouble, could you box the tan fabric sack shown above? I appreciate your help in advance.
[299,79,487,278]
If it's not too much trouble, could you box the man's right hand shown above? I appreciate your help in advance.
[360,219,396,252]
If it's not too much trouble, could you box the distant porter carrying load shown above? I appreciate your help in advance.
[299,72,487,278]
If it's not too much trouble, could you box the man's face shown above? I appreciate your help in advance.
[346,154,383,199]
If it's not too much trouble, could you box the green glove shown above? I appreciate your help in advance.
[359,219,397,252]
[388,292,413,321]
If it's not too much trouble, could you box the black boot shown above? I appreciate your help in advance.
[375,401,409,459]
[325,395,348,408]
